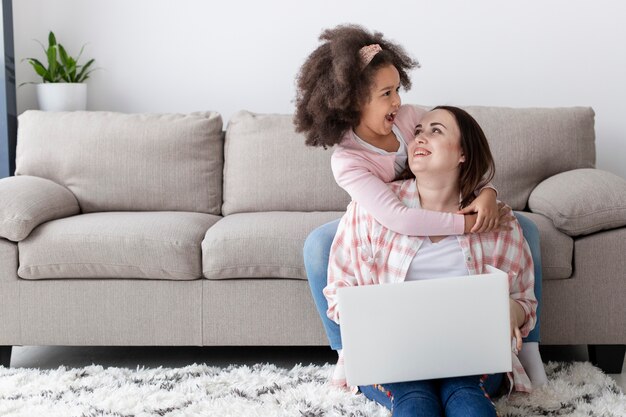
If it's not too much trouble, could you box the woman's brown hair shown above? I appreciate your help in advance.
[400,106,495,209]
[294,24,417,148]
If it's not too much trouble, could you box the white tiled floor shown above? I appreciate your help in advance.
[7,344,626,391]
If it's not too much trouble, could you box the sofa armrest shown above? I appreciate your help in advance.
[0,175,80,241]
[528,168,626,236]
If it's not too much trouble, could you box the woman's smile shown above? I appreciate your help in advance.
[413,147,431,157]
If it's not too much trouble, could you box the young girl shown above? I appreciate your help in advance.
[324,106,537,415]
[294,24,547,387]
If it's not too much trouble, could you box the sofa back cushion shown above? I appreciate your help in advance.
[223,107,595,214]
[222,111,350,215]
[460,106,596,210]
[16,111,223,214]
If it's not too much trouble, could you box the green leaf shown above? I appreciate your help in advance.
[58,62,68,81]
[76,58,95,82]
[27,58,49,79]
[76,44,86,62]
[47,45,58,80]
[48,31,57,47]
[58,44,69,67]
[25,57,46,71]
[78,69,98,82]
[67,57,77,82]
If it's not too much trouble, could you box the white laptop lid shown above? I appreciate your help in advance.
[337,265,512,386]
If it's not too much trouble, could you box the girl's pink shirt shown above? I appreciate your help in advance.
[331,104,466,236]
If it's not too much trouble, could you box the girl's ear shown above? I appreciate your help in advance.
[459,153,466,164]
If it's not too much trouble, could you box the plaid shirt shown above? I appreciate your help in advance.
[324,179,537,393]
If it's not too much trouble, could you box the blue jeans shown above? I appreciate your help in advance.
[303,211,543,350]
[359,373,503,417]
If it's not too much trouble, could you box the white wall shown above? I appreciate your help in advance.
[13,0,626,179]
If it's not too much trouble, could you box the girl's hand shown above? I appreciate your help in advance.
[496,203,515,231]
[463,213,478,234]
[510,299,524,353]
[458,188,498,232]
[459,190,514,233]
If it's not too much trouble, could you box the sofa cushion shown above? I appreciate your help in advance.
[521,212,574,280]
[528,169,626,236]
[18,212,221,280]
[456,106,596,210]
[0,175,80,241]
[16,111,223,214]
[223,107,594,214]
[222,111,350,215]
[202,212,344,280]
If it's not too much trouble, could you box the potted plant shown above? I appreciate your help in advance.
[22,31,96,111]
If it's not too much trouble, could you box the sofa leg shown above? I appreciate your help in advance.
[0,346,11,368]
[588,344,625,374]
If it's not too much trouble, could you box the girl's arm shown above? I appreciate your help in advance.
[331,150,466,236]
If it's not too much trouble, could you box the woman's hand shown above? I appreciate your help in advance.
[459,190,515,233]
[510,299,524,353]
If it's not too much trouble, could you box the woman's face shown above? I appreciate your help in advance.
[354,64,401,142]
[408,109,465,177]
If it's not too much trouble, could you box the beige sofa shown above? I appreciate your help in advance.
[1,106,625,373]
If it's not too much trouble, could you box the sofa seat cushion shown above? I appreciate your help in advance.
[202,212,344,280]
[18,212,221,280]
[521,212,574,280]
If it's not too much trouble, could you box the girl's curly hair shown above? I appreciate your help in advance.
[294,24,418,148]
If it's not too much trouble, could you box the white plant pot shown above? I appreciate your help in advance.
[36,83,87,111]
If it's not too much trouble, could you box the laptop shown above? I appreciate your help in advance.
[336,265,512,386]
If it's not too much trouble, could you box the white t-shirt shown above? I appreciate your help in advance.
[405,235,469,281]
[353,125,407,178]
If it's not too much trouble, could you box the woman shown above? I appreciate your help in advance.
[324,106,537,417]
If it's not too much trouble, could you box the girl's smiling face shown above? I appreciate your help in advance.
[354,64,401,143]
[408,109,466,177]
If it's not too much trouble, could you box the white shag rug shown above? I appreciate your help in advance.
[0,361,624,417]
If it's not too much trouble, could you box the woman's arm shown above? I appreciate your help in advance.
[485,218,536,352]
[510,298,527,352]
[494,220,538,337]
[323,275,352,325]
[323,205,359,323]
